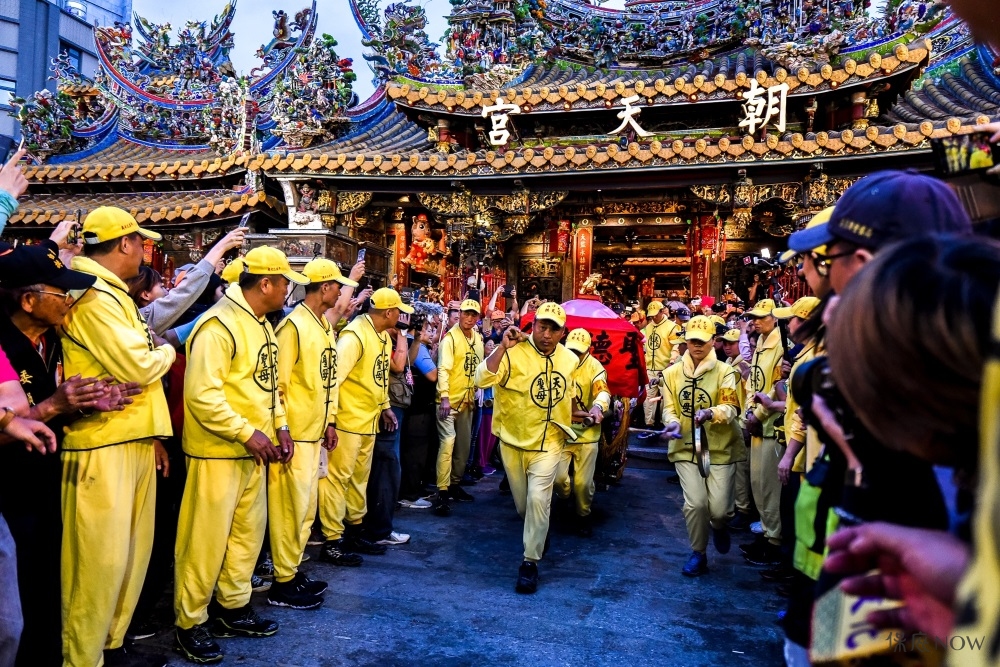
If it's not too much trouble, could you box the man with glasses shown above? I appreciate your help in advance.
[59,206,178,667]
[0,243,142,665]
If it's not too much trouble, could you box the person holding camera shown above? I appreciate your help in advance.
[659,316,743,577]
[640,301,680,439]
[319,288,410,564]
[432,299,485,516]
[740,299,786,567]
[555,329,610,538]
[268,259,358,612]
[475,302,578,594]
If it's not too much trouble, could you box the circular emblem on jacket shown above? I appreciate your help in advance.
[530,371,567,409]
[320,348,337,389]
[679,386,713,417]
[254,343,279,392]
[373,351,389,388]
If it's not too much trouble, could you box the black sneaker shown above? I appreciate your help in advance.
[498,476,510,494]
[515,560,539,594]
[292,571,328,595]
[459,473,478,486]
[739,535,767,555]
[576,514,593,538]
[345,533,388,555]
[211,604,279,638]
[433,491,452,517]
[126,618,159,641]
[682,551,709,577]
[254,553,275,579]
[104,642,169,667]
[712,525,731,554]
[743,541,783,566]
[727,511,754,532]
[319,539,364,566]
[468,465,484,480]
[267,578,324,610]
[760,566,796,583]
[175,624,223,664]
[449,485,474,502]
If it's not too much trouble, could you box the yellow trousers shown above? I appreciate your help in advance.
[174,458,266,630]
[319,430,375,541]
[500,443,562,562]
[675,461,736,553]
[750,436,784,544]
[734,457,752,514]
[436,406,473,490]
[61,440,155,667]
[643,370,663,425]
[268,440,321,583]
[554,441,598,517]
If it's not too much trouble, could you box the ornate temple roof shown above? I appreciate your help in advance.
[8,189,282,227]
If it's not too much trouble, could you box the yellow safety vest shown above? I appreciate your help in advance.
[276,302,338,443]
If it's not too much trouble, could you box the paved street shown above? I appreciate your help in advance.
[143,464,785,666]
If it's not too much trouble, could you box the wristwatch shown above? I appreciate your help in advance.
[0,406,15,431]
[277,425,289,432]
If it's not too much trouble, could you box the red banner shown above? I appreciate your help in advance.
[548,219,571,257]
[573,227,593,296]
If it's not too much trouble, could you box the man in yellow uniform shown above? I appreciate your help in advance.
[475,302,578,594]
[433,298,485,516]
[268,258,357,611]
[319,288,412,563]
[555,329,610,537]
[173,246,305,664]
[721,327,754,529]
[59,206,176,667]
[741,299,787,567]
[660,316,743,577]
[639,301,678,438]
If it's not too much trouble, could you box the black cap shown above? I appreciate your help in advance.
[0,244,95,291]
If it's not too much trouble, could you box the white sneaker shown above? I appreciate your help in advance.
[375,531,411,546]
[398,498,433,509]
[750,521,764,534]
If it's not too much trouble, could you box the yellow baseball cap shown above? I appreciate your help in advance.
[302,258,359,287]
[774,296,821,320]
[721,328,742,342]
[646,301,664,315]
[371,287,414,314]
[460,298,481,314]
[709,314,726,327]
[535,301,566,328]
[746,299,776,318]
[221,258,244,283]
[82,206,161,244]
[669,330,686,345]
[565,328,592,354]
[685,315,716,342]
[243,246,309,285]
[786,206,835,256]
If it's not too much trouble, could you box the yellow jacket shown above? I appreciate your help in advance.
[571,353,611,444]
[748,327,786,438]
[661,352,745,464]
[642,317,679,372]
[475,338,578,451]
[276,303,337,443]
[334,314,390,435]
[786,341,825,473]
[183,284,287,458]
[436,325,484,410]
[59,256,175,450]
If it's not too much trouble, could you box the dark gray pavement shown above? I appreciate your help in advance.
[143,466,785,666]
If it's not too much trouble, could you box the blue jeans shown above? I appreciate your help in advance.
[362,407,404,541]
[0,514,23,667]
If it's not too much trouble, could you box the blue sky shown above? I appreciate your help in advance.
[131,0,629,100]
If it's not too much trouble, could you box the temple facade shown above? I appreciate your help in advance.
[6,0,999,305]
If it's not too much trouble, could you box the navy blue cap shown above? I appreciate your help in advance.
[802,170,972,251]
[0,243,95,290]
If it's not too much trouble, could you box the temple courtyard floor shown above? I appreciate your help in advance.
[142,463,786,666]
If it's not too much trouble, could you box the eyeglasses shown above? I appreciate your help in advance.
[810,248,856,277]
[30,289,74,304]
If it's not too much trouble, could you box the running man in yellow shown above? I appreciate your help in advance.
[475,302,578,594]
[659,316,743,577]
[267,259,358,611]
[555,329,611,537]
[640,300,679,433]
[433,298,484,516]
[319,288,412,563]
[173,246,305,664]
[58,207,175,667]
